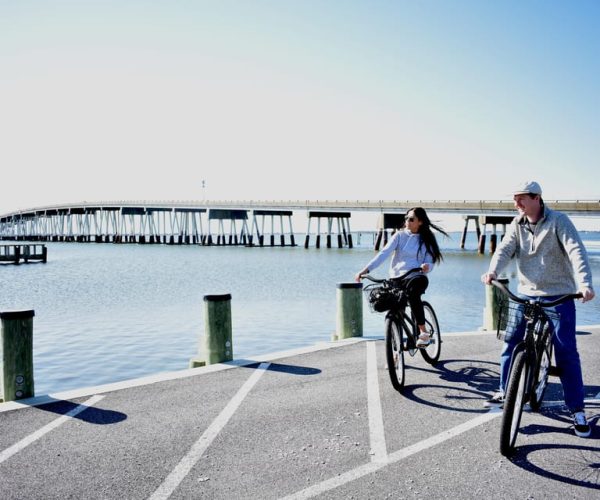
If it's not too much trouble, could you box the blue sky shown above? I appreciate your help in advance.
[1,0,598,215]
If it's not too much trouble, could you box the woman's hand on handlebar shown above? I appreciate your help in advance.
[355,269,369,282]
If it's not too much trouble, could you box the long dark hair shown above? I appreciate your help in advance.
[408,207,448,264]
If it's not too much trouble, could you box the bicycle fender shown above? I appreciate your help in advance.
[506,342,527,380]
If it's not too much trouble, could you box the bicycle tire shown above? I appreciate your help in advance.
[530,340,553,412]
[419,301,441,365]
[385,316,405,391]
[500,350,528,456]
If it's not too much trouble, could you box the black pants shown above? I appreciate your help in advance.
[397,274,429,326]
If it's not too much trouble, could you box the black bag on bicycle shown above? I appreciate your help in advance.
[368,286,398,312]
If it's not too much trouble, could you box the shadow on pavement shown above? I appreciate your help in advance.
[397,358,501,410]
[236,360,321,376]
[34,398,127,425]
[510,442,600,490]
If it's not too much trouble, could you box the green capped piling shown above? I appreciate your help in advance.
[333,282,363,341]
[190,294,233,367]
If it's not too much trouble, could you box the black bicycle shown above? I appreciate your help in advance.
[491,279,582,456]
[363,269,441,391]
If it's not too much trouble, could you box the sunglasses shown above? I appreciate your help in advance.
[406,217,416,222]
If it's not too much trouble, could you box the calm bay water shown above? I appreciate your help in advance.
[2,231,600,395]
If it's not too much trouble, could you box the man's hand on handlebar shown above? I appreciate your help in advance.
[579,287,595,303]
[481,271,497,285]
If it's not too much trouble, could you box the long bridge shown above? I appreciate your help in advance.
[1,199,598,252]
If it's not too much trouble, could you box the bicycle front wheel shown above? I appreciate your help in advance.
[385,317,405,391]
[530,340,553,412]
[500,350,528,456]
[419,301,441,365]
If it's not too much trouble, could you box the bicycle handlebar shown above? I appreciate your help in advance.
[362,274,385,284]
[362,267,424,284]
[490,279,582,307]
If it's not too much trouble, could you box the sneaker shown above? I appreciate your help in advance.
[416,333,431,348]
[484,391,504,408]
[572,411,591,438]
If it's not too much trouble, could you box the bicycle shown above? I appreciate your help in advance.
[363,268,441,391]
[490,279,582,456]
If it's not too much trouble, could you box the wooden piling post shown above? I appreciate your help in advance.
[490,233,498,254]
[190,294,233,367]
[333,283,363,341]
[374,229,383,251]
[1,310,35,402]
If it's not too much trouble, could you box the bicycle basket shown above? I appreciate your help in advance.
[496,300,560,341]
[496,299,517,341]
[366,285,398,313]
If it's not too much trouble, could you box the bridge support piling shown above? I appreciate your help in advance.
[305,211,352,249]
[460,216,479,249]
[374,213,405,251]
[478,233,486,254]
[476,216,514,254]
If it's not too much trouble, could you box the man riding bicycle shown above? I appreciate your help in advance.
[481,180,595,437]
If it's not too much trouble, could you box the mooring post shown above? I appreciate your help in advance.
[333,283,363,341]
[483,278,509,332]
[1,310,35,402]
[190,294,233,368]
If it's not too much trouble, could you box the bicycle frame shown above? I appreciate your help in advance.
[386,298,419,350]
[364,269,442,391]
[506,305,554,404]
[365,268,424,352]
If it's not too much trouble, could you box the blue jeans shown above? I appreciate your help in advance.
[499,297,585,412]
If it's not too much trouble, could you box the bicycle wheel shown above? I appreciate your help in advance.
[419,301,441,365]
[530,340,553,412]
[385,317,405,391]
[500,350,528,456]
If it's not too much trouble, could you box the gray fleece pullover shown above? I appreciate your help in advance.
[489,207,593,296]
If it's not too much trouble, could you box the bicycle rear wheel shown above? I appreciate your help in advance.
[385,317,405,391]
[500,350,528,456]
[530,340,553,412]
[419,301,441,365]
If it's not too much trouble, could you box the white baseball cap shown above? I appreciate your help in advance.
[513,180,542,196]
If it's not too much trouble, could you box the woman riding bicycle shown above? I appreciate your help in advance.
[355,207,448,347]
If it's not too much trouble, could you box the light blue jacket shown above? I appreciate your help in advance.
[365,229,434,278]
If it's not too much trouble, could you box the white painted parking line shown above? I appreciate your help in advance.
[148,362,271,500]
[0,395,105,464]
[366,341,387,463]
[280,410,501,500]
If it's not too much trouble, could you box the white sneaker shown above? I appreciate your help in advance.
[483,391,504,408]
[416,333,431,348]
[573,411,591,438]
